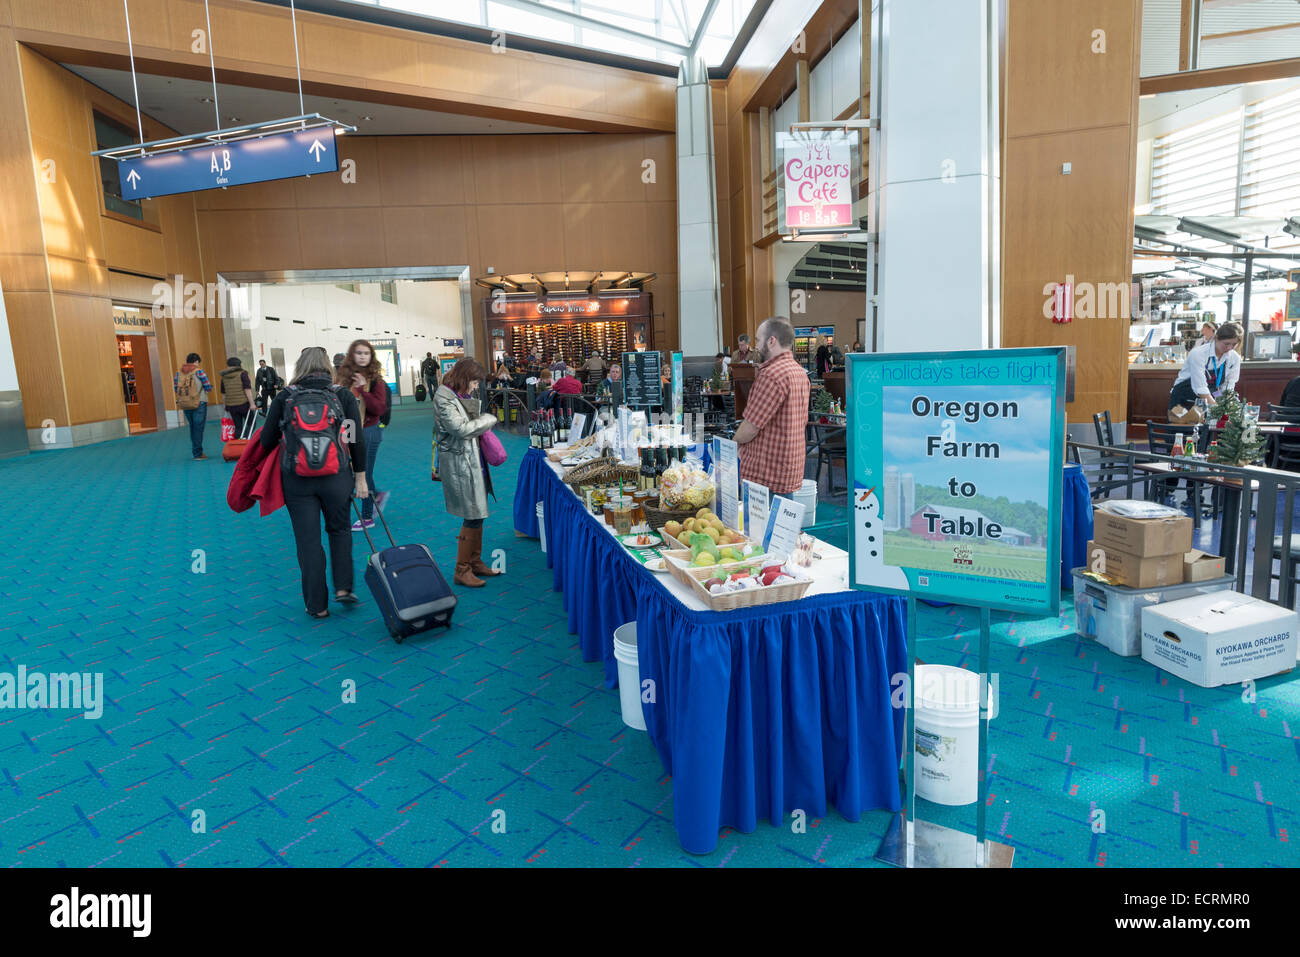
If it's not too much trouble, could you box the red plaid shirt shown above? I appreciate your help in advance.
[738,351,810,495]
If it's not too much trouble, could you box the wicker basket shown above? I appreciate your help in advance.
[643,498,698,528]
[661,549,768,589]
[669,557,813,610]
[563,460,639,490]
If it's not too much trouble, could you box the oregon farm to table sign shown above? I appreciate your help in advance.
[847,348,1067,614]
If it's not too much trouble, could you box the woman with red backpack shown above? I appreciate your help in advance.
[336,339,391,532]
[260,346,369,619]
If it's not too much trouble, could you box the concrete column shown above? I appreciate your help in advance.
[871,0,1000,353]
[676,57,724,356]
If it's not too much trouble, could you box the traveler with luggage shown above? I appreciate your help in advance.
[421,352,439,397]
[336,339,390,531]
[219,357,256,438]
[255,359,280,409]
[174,352,213,460]
[432,358,501,588]
[259,346,369,619]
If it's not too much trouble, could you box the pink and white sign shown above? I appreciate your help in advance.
[781,136,853,231]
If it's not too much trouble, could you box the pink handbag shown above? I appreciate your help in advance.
[480,428,507,467]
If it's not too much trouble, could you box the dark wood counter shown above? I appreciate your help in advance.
[1128,360,1300,433]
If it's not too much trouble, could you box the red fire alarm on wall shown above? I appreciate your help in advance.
[1051,279,1074,324]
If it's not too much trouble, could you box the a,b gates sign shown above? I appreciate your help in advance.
[847,348,1067,614]
[117,128,339,200]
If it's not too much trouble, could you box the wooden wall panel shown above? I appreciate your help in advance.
[1002,0,1141,423]
[1005,0,1139,138]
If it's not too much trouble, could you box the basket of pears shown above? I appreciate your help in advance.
[662,516,764,590]
[660,508,751,552]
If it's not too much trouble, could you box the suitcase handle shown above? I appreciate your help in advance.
[350,497,396,554]
[239,407,261,440]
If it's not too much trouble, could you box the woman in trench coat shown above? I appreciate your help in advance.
[432,357,501,588]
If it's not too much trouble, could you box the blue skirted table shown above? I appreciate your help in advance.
[513,447,908,854]
[1061,462,1093,587]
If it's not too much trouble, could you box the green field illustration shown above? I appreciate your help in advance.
[884,531,1047,583]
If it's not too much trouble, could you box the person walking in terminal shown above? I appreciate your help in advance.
[173,352,213,460]
[421,351,438,395]
[255,359,279,410]
[219,357,256,438]
[733,317,811,497]
[1168,321,1242,414]
[432,358,501,588]
[260,347,368,619]
[337,339,391,531]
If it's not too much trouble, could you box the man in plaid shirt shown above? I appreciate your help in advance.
[734,317,810,496]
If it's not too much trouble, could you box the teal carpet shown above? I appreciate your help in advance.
[0,405,1296,867]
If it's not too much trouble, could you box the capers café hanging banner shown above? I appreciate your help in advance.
[846,348,1067,614]
[777,130,855,232]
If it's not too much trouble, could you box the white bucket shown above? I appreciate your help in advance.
[612,623,646,731]
[914,664,998,806]
[791,479,818,527]
[536,501,546,554]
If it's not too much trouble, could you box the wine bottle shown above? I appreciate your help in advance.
[530,413,540,449]
[640,448,654,492]
[654,446,667,491]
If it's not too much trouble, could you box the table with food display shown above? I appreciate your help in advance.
[511,423,907,854]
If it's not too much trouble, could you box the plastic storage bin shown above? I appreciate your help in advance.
[791,479,818,528]
[1071,568,1233,657]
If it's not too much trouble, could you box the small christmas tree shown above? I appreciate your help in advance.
[1207,390,1266,466]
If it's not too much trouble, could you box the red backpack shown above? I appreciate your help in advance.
[280,385,350,477]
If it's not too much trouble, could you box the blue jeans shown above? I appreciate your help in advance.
[183,404,207,457]
[361,425,383,519]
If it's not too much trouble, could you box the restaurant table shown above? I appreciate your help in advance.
[512,446,908,853]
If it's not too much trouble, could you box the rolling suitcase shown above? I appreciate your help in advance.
[356,501,456,642]
[222,408,260,462]
[415,384,427,401]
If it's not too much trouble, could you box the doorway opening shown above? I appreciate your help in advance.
[114,305,164,434]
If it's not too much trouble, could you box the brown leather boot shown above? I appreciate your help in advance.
[454,530,485,587]
[465,525,499,577]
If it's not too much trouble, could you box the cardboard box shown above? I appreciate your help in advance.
[1093,509,1193,558]
[1072,569,1234,656]
[1087,541,1184,588]
[1141,593,1298,688]
[1184,549,1226,582]
[1168,404,1203,426]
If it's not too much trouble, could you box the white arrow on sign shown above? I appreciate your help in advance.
[308,139,325,162]
[126,169,141,188]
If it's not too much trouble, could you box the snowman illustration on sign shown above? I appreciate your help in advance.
[854,483,910,591]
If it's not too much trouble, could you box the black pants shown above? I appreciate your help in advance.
[228,404,252,438]
[283,471,354,613]
[1168,378,1199,413]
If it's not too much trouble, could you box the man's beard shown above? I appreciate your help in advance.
[755,344,768,363]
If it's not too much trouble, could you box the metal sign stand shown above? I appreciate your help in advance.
[875,600,1015,868]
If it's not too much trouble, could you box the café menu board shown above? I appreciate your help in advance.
[1289,270,1300,320]
[622,351,662,409]
[847,347,1066,614]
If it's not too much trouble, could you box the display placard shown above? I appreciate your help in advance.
[1288,270,1300,321]
[570,412,587,441]
[622,351,662,409]
[762,495,806,559]
[743,480,770,540]
[712,437,739,530]
[847,348,1066,614]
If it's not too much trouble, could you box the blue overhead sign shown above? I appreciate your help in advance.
[117,128,339,200]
